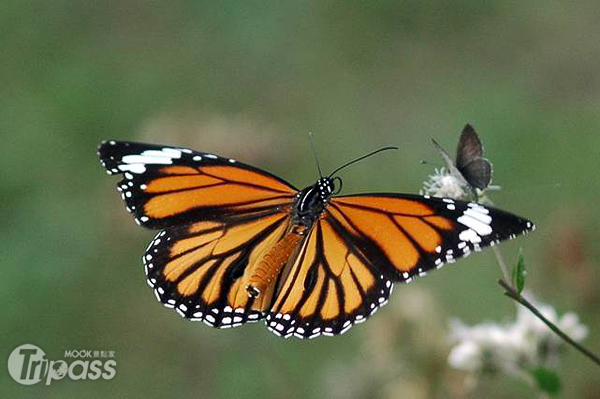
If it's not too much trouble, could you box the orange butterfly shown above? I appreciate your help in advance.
[98,140,534,338]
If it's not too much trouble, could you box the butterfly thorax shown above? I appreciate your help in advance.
[246,178,333,299]
[293,178,334,228]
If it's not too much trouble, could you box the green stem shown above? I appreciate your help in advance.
[498,279,600,368]
[492,246,512,287]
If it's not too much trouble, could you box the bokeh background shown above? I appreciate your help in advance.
[2,1,599,398]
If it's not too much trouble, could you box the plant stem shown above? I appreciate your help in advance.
[492,246,512,287]
[498,278,600,368]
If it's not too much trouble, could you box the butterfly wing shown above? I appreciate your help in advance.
[98,140,299,327]
[266,193,534,338]
[98,140,297,229]
[265,216,393,338]
[455,124,492,190]
[455,124,484,168]
[145,211,291,327]
[431,138,470,187]
[459,158,492,190]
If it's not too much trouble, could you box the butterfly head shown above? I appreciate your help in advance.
[317,177,336,197]
[294,177,341,227]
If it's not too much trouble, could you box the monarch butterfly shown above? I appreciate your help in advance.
[98,140,534,339]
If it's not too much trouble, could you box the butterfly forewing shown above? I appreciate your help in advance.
[455,124,484,168]
[98,140,297,229]
[455,124,493,189]
[328,194,533,281]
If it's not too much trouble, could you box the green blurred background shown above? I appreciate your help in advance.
[2,1,599,397]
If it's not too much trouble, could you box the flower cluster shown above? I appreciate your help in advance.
[420,166,498,204]
[420,167,470,200]
[448,299,588,384]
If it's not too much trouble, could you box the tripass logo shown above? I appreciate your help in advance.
[7,344,116,385]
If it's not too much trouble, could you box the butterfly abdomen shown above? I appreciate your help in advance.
[246,228,305,298]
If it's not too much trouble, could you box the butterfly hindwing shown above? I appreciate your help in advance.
[459,158,492,190]
[144,210,292,328]
[98,140,297,229]
[266,216,392,338]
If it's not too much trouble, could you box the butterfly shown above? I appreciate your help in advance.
[432,124,493,192]
[98,140,534,339]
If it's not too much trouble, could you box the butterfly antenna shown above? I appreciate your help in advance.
[329,146,399,178]
[308,132,324,178]
[420,159,442,168]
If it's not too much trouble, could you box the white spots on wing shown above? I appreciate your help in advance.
[176,305,187,318]
[118,148,183,174]
[463,207,492,225]
[459,228,482,244]
[193,155,202,161]
[458,214,492,236]
[121,154,171,165]
[117,163,146,174]
[467,202,489,213]
[205,154,218,159]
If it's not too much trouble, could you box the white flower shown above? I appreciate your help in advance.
[421,168,469,200]
[448,301,588,382]
[448,319,522,374]
[557,312,588,341]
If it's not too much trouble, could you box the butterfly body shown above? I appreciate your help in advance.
[246,225,305,298]
[293,177,335,226]
[99,140,534,339]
